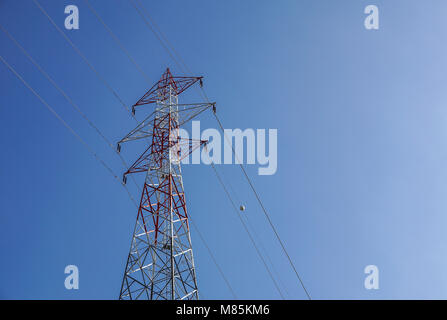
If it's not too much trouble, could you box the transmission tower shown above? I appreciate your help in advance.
[118,68,214,300]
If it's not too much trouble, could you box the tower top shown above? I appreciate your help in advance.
[132,68,203,114]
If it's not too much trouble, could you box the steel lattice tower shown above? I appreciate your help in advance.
[117,68,214,300]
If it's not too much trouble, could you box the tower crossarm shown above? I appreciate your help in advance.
[122,137,207,183]
[117,102,214,151]
[132,68,203,114]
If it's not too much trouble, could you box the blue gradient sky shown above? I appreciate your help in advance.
[1,0,447,299]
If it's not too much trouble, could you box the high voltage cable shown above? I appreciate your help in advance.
[128,0,185,73]
[73,0,240,299]
[213,114,312,300]
[32,0,135,121]
[0,54,138,207]
[211,163,284,299]
[0,22,141,192]
[84,0,152,84]
[243,214,291,298]
[209,155,290,298]
[2,9,231,298]
[188,217,238,299]
[221,173,291,298]
[130,1,311,299]
[33,0,152,159]
[134,0,190,73]
[28,1,236,299]
[149,6,312,298]
[130,0,208,102]
[130,0,289,298]
[29,0,280,299]
[0,50,234,299]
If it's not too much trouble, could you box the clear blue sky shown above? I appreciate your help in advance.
[1,0,447,299]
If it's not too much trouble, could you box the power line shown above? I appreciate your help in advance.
[210,163,285,299]
[188,217,238,299]
[130,1,311,299]
[128,0,184,73]
[131,0,210,103]
[32,0,156,190]
[130,0,294,298]
[0,54,138,207]
[134,0,190,73]
[221,171,291,298]
[1,2,237,300]
[1,50,233,299]
[243,214,291,298]
[30,0,284,299]
[0,22,142,192]
[84,0,152,84]
[79,2,239,299]
[213,113,312,300]
[32,0,135,121]
[33,0,238,295]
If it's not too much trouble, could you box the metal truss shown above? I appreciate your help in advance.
[131,68,203,113]
[118,68,214,300]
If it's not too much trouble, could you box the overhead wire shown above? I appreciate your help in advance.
[210,163,284,299]
[29,0,237,299]
[0,22,142,192]
[188,217,238,299]
[221,171,291,298]
[213,111,312,300]
[84,0,152,84]
[84,3,237,299]
[1,48,232,299]
[0,54,138,208]
[32,0,136,121]
[28,0,290,299]
[130,0,309,299]
[128,0,184,73]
